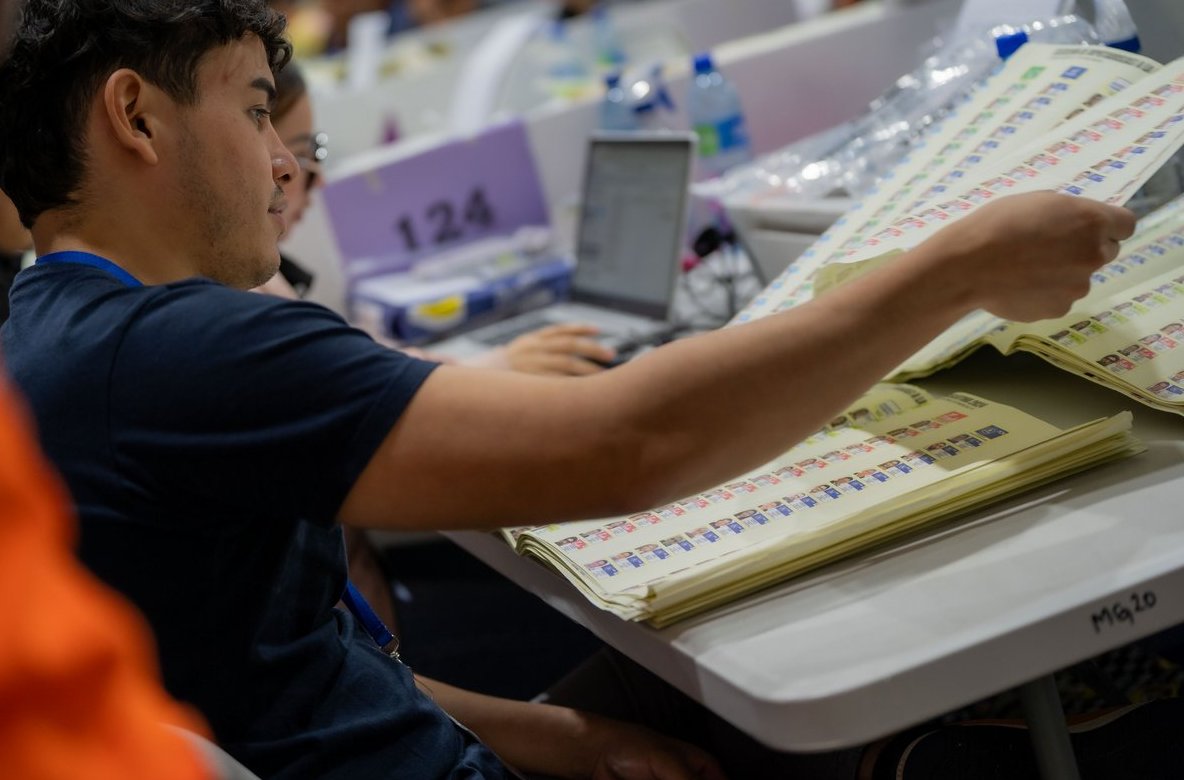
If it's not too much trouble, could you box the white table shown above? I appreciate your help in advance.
[447,350,1184,778]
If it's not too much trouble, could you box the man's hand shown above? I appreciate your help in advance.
[412,677,725,780]
[583,719,727,780]
[919,191,1137,323]
[492,323,618,376]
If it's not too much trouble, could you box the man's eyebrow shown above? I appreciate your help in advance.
[250,76,277,109]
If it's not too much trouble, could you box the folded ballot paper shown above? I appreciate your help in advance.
[503,385,1139,626]
[494,42,1184,626]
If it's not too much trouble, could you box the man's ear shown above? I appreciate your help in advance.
[101,68,164,166]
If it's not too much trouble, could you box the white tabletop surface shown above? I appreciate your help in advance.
[447,349,1184,751]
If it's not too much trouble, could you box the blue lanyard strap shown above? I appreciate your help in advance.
[36,251,143,288]
[341,580,401,660]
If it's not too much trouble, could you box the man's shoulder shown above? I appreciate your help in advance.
[125,278,351,345]
[17,262,341,323]
[146,277,335,318]
[12,263,339,334]
[110,282,395,393]
[11,264,376,376]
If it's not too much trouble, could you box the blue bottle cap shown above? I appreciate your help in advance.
[604,73,621,89]
[994,30,1029,60]
[692,52,714,75]
[1106,34,1141,53]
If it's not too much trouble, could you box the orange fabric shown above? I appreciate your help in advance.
[0,376,211,780]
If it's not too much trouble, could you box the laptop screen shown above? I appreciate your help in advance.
[571,133,695,319]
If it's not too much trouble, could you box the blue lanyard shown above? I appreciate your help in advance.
[341,581,401,660]
[35,249,402,660]
[36,250,144,288]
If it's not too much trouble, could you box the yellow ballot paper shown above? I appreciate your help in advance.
[503,385,1139,626]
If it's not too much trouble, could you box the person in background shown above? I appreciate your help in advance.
[0,190,29,323]
[275,0,606,55]
[273,0,478,54]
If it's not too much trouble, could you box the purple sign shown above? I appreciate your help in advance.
[323,120,550,279]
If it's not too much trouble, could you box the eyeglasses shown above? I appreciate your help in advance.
[295,131,329,190]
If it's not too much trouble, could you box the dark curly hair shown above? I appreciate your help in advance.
[0,0,292,228]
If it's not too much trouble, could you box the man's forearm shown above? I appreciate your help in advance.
[595,235,975,509]
[415,675,599,779]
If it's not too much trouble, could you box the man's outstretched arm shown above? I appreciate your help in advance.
[339,192,1136,532]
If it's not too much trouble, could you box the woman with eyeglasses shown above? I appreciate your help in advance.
[259,61,620,374]
[252,64,323,299]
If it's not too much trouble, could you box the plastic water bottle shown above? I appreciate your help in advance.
[538,20,589,100]
[992,14,1101,60]
[599,73,639,131]
[687,52,753,179]
[590,4,626,72]
[1092,0,1141,53]
[629,63,675,130]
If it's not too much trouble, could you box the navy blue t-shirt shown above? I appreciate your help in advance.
[2,260,512,779]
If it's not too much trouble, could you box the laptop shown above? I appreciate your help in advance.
[429,130,696,360]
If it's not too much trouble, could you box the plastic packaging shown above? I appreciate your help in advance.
[696,13,1101,205]
[599,73,639,131]
[687,52,753,180]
